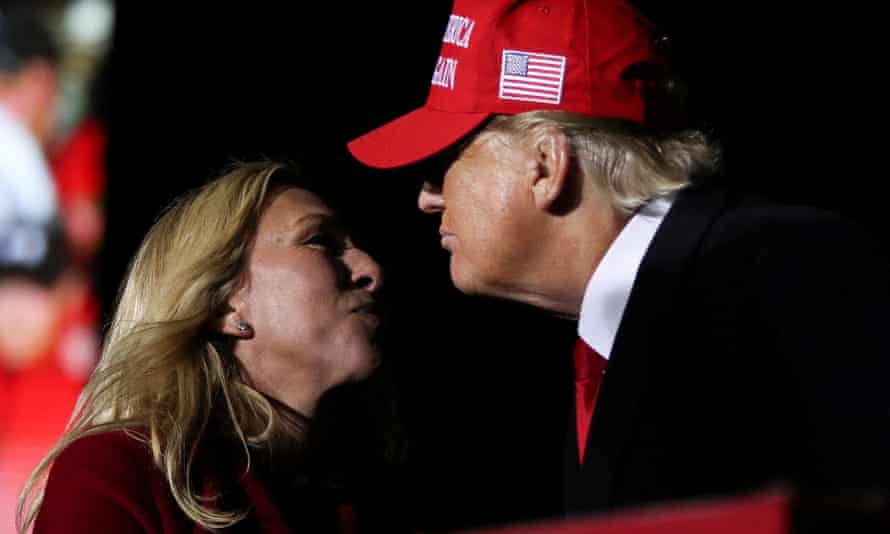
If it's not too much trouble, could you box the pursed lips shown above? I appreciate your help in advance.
[351,301,377,314]
[439,226,455,250]
[351,300,381,328]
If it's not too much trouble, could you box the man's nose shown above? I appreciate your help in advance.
[417,181,445,214]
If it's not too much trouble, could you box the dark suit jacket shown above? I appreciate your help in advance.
[565,185,890,514]
[34,431,397,533]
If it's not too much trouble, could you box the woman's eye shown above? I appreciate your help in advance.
[305,233,342,253]
[306,234,332,247]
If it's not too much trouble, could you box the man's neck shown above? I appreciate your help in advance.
[494,205,629,319]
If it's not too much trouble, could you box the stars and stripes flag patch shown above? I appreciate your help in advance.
[498,50,566,105]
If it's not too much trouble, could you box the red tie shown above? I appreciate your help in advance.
[574,336,608,463]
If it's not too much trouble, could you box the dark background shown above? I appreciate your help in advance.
[104,2,878,531]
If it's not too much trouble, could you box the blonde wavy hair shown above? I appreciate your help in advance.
[17,160,309,532]
[480,111,722,213]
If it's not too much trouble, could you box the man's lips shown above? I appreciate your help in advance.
[439,227,455,250]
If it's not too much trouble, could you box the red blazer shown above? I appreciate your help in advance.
[33,431,347,533]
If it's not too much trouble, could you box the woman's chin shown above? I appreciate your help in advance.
[336,346,381,385]
[355,348,382,381]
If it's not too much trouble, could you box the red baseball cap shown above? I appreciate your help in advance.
[348,0,667,169]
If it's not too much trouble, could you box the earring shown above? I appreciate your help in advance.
[237,321,250,334]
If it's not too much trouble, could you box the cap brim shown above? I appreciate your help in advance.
[347,107,491,169]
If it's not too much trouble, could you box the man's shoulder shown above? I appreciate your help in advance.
[659,187,890,305]
[675,186,879,253]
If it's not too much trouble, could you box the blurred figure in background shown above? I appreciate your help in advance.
[51,60,106,275]
[0,5,62,285]
[0,4,67,423]
[0,5,106,532]
[45,57,108,386]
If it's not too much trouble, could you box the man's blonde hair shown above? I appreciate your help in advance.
[482,111,721,213]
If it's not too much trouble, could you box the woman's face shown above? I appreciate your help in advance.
[230,187,383,412]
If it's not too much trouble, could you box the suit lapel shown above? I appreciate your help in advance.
[564,394,582,511]
[570,185,732,511]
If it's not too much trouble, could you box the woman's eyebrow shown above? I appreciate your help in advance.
[283,214,349,244]
[289,212,335,231]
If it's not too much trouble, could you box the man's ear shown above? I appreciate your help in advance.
[529,126,571,211]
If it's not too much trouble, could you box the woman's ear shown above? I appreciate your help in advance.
[216,281,253,338]
[529,126,571,211]
[218,309,253,338]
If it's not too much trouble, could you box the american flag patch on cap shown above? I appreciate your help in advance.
[498,50,566,105]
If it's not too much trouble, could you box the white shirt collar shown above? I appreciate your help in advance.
[578,195,675,359]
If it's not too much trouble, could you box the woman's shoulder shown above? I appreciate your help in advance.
[36,430,185,533]
[50,430,156,482]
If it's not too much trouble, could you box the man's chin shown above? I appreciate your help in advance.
[450,261,487,297]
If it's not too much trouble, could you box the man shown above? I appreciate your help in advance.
[0,7,65,373]
[347,0,890,520]
[0,6,62,280]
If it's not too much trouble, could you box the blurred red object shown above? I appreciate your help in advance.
[0,116,106,532]
[456,489,789,534]
[52,118,107,265]
[53,118,106,203]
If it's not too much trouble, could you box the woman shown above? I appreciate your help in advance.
[18,161,402,533]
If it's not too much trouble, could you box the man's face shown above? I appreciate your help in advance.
[418,132,536,297]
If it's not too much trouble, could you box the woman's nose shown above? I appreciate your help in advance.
[347,248,383,293]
